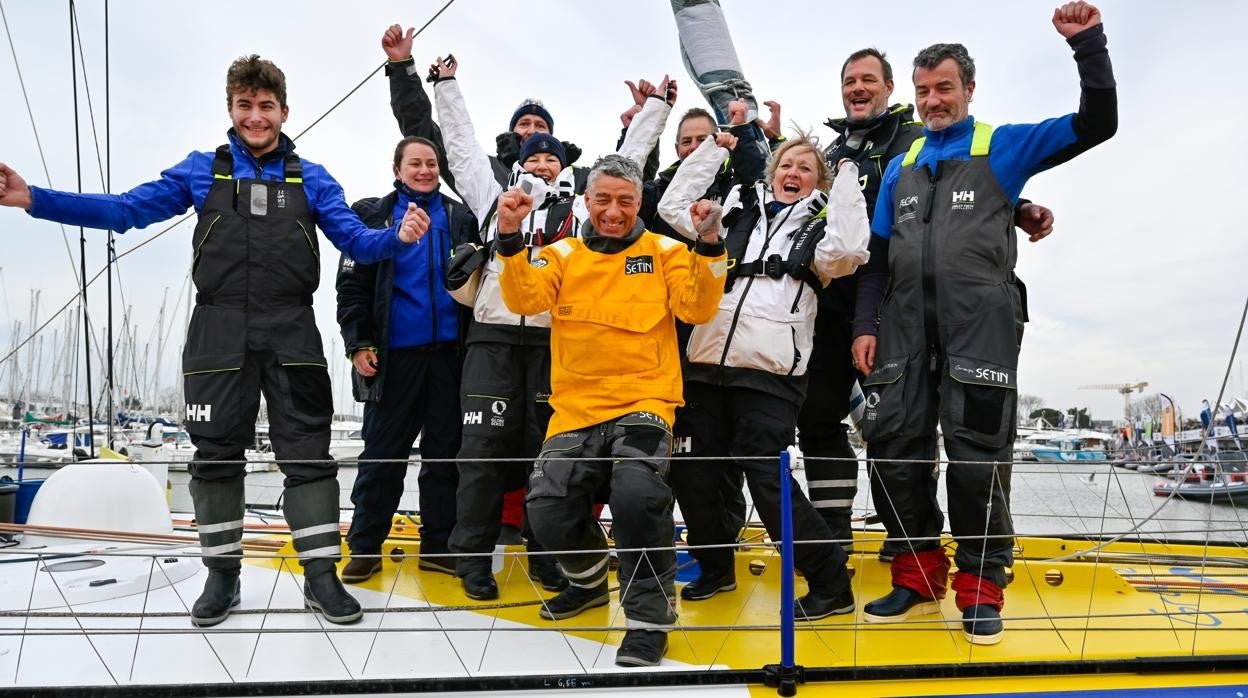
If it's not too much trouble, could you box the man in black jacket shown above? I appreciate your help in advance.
[335,135,480,582]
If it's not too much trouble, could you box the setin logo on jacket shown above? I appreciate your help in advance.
[624,255,654,275]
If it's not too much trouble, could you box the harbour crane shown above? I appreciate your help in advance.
[1078,382,1149,416]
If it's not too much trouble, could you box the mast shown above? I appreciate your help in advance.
[69,0,95,454]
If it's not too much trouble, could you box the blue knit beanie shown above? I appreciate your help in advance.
[509,100,554,134]
[518,133,567,169]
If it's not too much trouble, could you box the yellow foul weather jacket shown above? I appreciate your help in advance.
[497,225,726,438]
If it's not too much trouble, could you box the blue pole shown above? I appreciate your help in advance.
[779,449,795,669]
[18,428,28,482]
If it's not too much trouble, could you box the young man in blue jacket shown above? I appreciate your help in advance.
[851,1,1117,644]
[0,55,427,628]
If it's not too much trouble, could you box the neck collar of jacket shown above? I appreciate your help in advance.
[580,217,644,253]
[825,103,914,136]
[227,129,296,168]
[922,114,975,143]
[394,180,441,208]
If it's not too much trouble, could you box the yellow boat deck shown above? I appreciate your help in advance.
[246,525,1248,695]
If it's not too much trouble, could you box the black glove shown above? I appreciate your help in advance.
[562,141,582,166]
[495,132,521,169]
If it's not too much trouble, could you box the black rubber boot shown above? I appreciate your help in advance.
[304,572,363,624]
[282,477,343,580]
[460,570,499,601]
[191,570,240,627]
[615,630,668,667]
[188,476,245,574]
[863,585,941,623]
[962,604,1004,645]
[527,553,569,592]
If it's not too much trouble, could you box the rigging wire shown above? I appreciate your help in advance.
[69,0,95,454]
[0,0,83,288]
[289,0,456,143]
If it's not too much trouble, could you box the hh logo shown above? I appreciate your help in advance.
[673,436,693,454]
[624,255,654,275]
[186,403,213,422]
[463,411,483,425]
[275,189,288,209]
[952,190,976,211]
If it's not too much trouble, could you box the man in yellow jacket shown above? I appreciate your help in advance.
[496,153,726,668]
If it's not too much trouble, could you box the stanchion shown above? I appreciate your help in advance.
[763,448,800,696]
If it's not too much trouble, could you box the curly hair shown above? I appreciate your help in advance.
[225,55,287,107]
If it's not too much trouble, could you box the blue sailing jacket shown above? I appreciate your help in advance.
[26,131,407,265]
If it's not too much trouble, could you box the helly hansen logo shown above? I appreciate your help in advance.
[673,436,693,454]
[952,190,976,211]
[275,189,288,209]
[463,411,483,425]
[625,255,654,275]
[186,403,213,422]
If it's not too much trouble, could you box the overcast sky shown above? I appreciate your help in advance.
[0,0,1243,422]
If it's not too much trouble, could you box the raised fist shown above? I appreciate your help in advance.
[690,199,723,241]
[1052,1,1102,38]
[381,24,415,62]
[496,188,534,234]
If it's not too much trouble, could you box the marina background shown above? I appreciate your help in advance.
[0,0,1243,423]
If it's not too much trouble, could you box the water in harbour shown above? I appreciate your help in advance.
[4,458,1243,546]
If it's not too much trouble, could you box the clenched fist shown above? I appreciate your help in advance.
[496,188,534,234]
[0,163,32,210]
[398,202,430,243]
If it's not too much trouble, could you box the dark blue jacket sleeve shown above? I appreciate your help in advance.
[306,163,407,265]
[989,24,1118,201]
[26,152,199,233]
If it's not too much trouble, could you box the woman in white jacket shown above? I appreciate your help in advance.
[657,108,870,620]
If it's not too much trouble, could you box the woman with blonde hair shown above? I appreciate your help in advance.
[657,103,870,620]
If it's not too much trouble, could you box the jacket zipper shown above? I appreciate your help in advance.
[717,189,797,368]
[428,212,438,344]
[921,162,942,371]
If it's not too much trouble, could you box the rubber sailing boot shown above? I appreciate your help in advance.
[189,476,245,627]
[283,477,362,624]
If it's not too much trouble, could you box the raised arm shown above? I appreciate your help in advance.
[657,129,746,240]
[812,160,870,284]
[617,75,676,171]
[382,24,457,194]
[990,2,1117,197]
[431,57,504,222]
[494,189,565,316]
